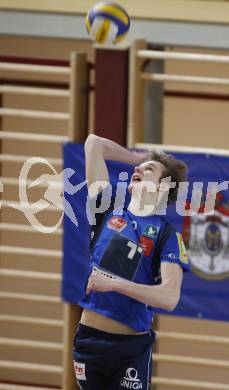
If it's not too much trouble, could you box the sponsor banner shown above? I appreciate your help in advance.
[62,143,229,322]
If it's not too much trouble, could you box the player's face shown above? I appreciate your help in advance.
[128,160,165,194]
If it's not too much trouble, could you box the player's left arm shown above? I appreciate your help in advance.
[86,262,183,311]
[116,262,182,311]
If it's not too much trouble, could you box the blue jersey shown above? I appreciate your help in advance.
[79,195,189,332]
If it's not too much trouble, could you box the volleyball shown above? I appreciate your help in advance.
[86,2,130,44]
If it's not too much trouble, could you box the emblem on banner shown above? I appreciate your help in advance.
[182,195,229,280]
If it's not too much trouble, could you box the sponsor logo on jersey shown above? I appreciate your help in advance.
[168,253,176,259]
[73,361,86,380]
[107,216,127,232]
[139,236,154,256]
[131,220,138,230]
[176,232,188,264]
[142,224,159,240]
[120,367,143,389]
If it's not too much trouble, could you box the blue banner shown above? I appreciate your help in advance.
[62,142,229,322]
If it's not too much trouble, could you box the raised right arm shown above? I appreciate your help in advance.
[84,134,150,196]
[84,134,110,195]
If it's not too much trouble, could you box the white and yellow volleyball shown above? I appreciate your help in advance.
[86,2,130,44]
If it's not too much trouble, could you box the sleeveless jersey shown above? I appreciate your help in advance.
[79,194,189,332]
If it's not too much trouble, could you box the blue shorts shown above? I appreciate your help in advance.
[72,323,156,390]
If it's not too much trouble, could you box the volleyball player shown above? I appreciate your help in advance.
[73,134,189,390]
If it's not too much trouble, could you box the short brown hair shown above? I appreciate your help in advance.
[148,151,188,204]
